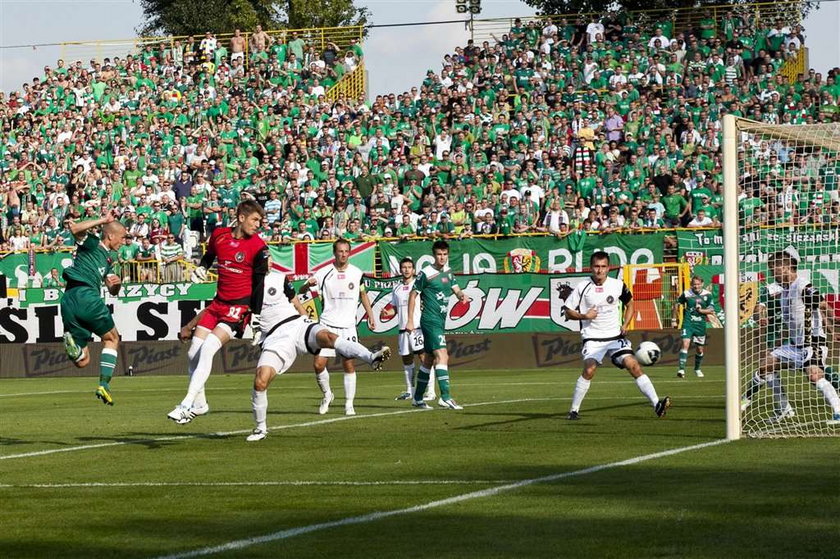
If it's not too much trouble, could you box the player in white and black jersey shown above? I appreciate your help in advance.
[562,251,671,420]
[246,270,391,441]
[741,249,840,424]
[300,239,376,416]
[381,257,436,401]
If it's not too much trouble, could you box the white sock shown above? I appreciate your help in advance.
[815,378,840,414]
[180,334,221,408]
[344,372,356,407]
[252,389,268,431]
[334,337,374,363]
[634,374,659,406]
[316,369,331,395]
[425,366,436,395]
[403,363,415,392]
[187,337,206,408]
[765,373,790,411]
[570,376,591,412]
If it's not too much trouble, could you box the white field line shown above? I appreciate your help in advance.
[154,439,730,559]
[0,395,724,462]
[0,480,513,489]
[0,378,723,398]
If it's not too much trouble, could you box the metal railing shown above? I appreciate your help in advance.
[778,46,809,84]
[325,60,366,102]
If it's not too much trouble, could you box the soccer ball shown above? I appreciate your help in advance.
[635,341,661,366]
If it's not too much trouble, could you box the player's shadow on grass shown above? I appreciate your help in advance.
[0,436,35,446]
[73,432,236,449]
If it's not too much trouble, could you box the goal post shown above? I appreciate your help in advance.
[723,115,840,439]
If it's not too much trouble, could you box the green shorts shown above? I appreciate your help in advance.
[60,286,115,349]
[421,322,447,353]
[681,325,707,346]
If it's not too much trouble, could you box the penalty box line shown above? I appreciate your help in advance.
[155,438,731,559]
[0,480,514,489]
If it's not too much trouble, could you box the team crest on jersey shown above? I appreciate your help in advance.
[607,295,614,304]
[268,287,277,296]
[441,277,449,284]
[235,251,245,263]
[349,282,355,290]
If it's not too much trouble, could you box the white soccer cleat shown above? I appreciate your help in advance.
[694,369,705,378]
[395,391,413,401]
[190,403,210,417]
[740,397,752,412]
[411,400,432,410]
[438,397,463,410]
[370,346,391,371]
[423,391,437,401]
[345,405,356,416]
[676,370,685,379]
[318,392,334,415]
[166,405,195,425]
[765,404,796,424]
[246,428,267,442]
[827,413,840,426]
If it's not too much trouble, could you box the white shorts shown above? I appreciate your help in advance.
[257,317,321,374]
[581,338,634,369]
[231,51,245,61]
[399,329,425,356]
[771,344,827,370]
[318,324,358,358]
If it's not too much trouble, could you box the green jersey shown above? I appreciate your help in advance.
[62,234,114,288]
[678,288,713,328]
[414,264,458,328]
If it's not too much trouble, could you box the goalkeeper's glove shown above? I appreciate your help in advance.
[250,314,262,347]
[190,266,208,283]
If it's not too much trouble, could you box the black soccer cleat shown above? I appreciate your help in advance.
[655,396,672,418]
[567,410,581,420]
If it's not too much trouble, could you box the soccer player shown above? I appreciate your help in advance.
[60,211,128,405]
[406,240,469,410]
[741,249,840,424]
[563,251,671,420]
[167,200,268,424]
[381,257,436,401]
[672,276,715,378]
[299,238,376,416]
[245,270,391,441]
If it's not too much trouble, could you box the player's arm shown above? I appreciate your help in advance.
[191,231,217,282]
[360,283,376,329]
[249,247,269,315]
[179,307,207,342]
[451,284,469,304]
[672,293,685,328]
[282,276,308,317]
[620,282,633,335]
[406,289,418,332]
[68,211,114,240]
[562,285,593,320]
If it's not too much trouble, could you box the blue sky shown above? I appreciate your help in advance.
[1,0,838,97]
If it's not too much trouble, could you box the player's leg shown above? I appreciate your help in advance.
[412,339,436,408]
[187,326,210,415]
[804,347,840,423]
[168,323,231,423]
[94,327,121,406]
[80,290,119,405]
[397,353,415,400]
[742,349,789,412]
[568,357,599,419]
[342,357,357,416]
[677,331,690,378]
[432,347,461,409]
[620,346,670,417]
[314,328,390,369]
[313,354,334,415]
[693,335,706,378]
[248,364,277,441]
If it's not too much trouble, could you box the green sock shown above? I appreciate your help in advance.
[436,365,451,400]
[694,352,704,371]
[678,350,688,371]
[99,348,118,388]
[413,367,430,402]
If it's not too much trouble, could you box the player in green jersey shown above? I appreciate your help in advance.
[672,276,716,378]
[406,240,469,410]
[60,211,127,405]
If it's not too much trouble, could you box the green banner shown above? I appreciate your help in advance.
[378,234,664,275]
[0,250,76,288]
[16,282,218,307]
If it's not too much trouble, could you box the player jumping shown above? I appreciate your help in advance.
[245,270,391,441]
[167,200,268,424]
[741,249,840,424]
[381,257,436,401]
[563,251,671,420]
[672,275,715,378]
[60,211,128,405]
[406,240,469,410]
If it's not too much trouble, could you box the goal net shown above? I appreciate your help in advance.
[723,116,840,438]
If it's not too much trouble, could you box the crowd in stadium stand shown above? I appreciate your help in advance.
[0,9,838,263]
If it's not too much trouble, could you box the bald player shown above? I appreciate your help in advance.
[60,211,128,405]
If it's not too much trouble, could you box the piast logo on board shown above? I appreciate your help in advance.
[532,335,584,368]
[222,342,262,373]
[123,344,182,375]
[23,345,70,377]
[447,338,491,366]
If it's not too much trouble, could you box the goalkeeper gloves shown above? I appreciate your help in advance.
[190,266,208,283]
[250,314,262,347]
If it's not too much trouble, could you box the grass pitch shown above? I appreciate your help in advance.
[1,366,837,558]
